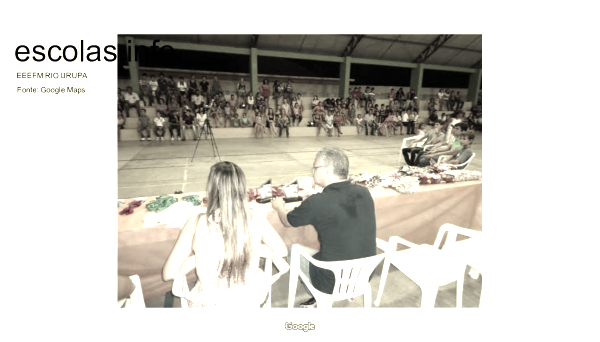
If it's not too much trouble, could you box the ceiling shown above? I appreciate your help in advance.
[124,34,482,69]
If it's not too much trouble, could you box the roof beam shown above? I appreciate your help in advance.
[341,35,363,57]
[352,35,481,54]
[413,35,454,64]
[471,59,482,68]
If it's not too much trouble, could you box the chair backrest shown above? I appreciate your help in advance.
[297,246,385,301]
[118,274,146,308]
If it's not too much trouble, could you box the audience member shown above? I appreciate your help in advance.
[237,78,247,102]
[118,110,126,142]
[261,79,270,108]
[181,107,196,141]
[167,76,178,101]
[364,109,375,136]
[278,113,290,138]
[283,79,294,103]
[168,110,181,141]
[438,88,446,111]
[417,122,468,167]
[187,74,199,100]
[162,161,288,308]
[271,147,376,308]
[137,109,151,141]
[157,73,168,102]
[292,103,302,126]
[191,89,204,112]
[123,86,141,118]
[199,76,210,100]
[402,120,445,166]
[153,111,166,141]
[194,107,208,140]
[241,112,251,128]
[254,111,265,139]
[438,131,475,169]
[454,91,464,110]
[355,113,363,134]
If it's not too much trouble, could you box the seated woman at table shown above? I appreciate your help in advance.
[162,161,288,307]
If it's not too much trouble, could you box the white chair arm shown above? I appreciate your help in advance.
[388,236,418,249]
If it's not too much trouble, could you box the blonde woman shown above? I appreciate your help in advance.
[163,162,287,307]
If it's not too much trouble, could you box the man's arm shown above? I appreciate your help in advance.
[271,197,292,227]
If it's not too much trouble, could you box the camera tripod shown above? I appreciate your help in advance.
[191,119,221,162]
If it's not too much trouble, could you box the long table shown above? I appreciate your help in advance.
[118,180,482,299]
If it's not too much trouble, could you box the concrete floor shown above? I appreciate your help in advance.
[118,131,482,199]
[119,130,483,308]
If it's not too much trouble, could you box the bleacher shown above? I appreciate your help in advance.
[120,96,472,141]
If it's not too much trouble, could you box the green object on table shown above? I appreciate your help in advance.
[182,195,203,206]
[145,195,178,212]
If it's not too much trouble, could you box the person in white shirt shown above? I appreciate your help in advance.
[123,86,141,117]
[437,89,446,112]
[177,77,188,105]
[148,75,158,106]
[191,89,204,112]
[153,111,166,141]
[194,107,209,140]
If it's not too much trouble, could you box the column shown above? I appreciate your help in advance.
[125,36,140,94]
[409,63,424,99]
[468,68,482,106]
[250,47,258,97]
[338,56,351,99]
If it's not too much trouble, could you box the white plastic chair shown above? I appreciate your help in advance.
[118,274,146,308]
[172,254,289,308]
[438,153,476,170]
[287,244,385,308]
[374,224,482,308]
[453,236,484,308]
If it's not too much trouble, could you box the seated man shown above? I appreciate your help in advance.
[402,120,445,166]
[272,147,376,308]
[181,107,195,141]
[439,131,475,169]
[153,111,166,141]
[417,122,468,167]
[123,86,141,117]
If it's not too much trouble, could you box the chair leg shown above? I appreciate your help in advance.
[420,285,438,308]
[288,252,299,308]
[457,272,464,309]
[374,259,391,307]
[264,259,272,308]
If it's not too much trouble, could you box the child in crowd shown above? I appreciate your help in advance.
[402,120,445,166]
[254,111,265,139]
[355,114,363,134]
[348,104,356,125]
[232,114,241,128]
[223,102,233,128]
[324,111,334,137]
[209,100,221,128]
[292,103,302,126]
[241,112,250,127]
[267,109,276,138]
[393,111,402,135]
[334,111,343,137]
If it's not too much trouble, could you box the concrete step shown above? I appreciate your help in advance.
[118,122,427,141]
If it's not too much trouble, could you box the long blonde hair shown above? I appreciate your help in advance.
[205,161,253,286]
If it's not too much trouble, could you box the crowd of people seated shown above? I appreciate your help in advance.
[118,73,482,141]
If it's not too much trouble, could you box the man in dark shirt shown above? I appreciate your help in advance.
[272,147,377,308]
[167,110,181,141]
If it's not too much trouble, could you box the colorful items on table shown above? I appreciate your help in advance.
[182,195,203,206]
[119,200,143,215]
[145,195,178,212]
